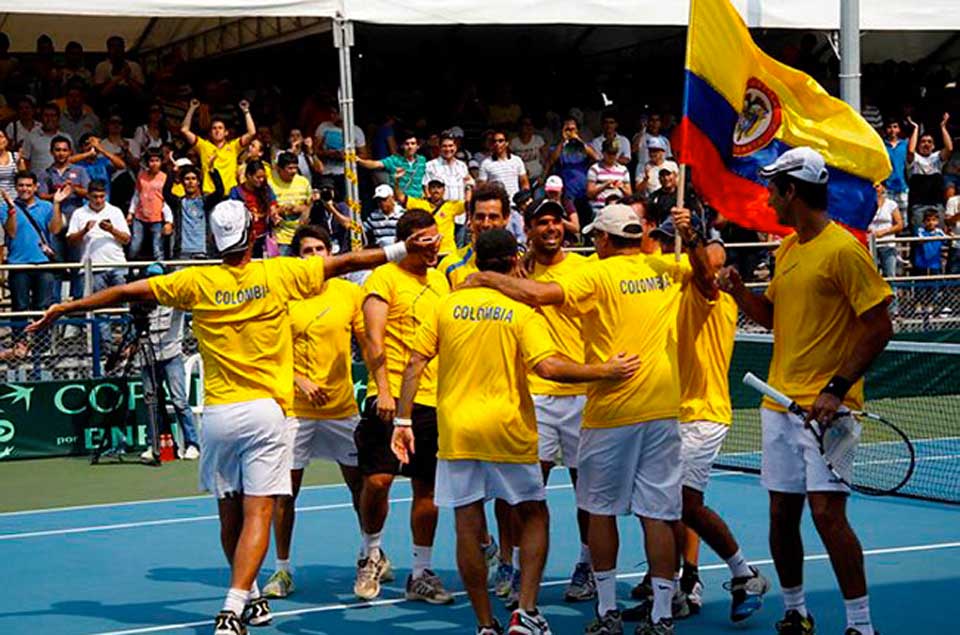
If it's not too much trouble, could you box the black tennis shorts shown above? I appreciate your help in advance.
[354,396,438,482]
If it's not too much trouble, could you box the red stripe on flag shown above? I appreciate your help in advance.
[674,118,792,236]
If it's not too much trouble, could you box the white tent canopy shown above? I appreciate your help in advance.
[1,1,959,55]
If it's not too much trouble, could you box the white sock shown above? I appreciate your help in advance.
[844,595,874,635]
[595,569,618,616]
[725,549,753,578]
[651,577,674,624]
[579,543,592,565]
[673,571,681,591]
[276,558,291,574]
[412,545,433,578]
[222,588,248,615]
[362,530,383,560]
[782,585,808,617]
[249,580,261,600]
[512,546,521,570]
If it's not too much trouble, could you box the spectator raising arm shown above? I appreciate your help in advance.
[180,99,200,148]
[940,112,954,162]
[906,116,919,164]
[238,100,256,148]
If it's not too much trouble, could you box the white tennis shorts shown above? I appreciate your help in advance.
[286,414,360,469]
[680,421,730,492]
[576,419,682,519]
[535,394,586,468]
[761,408,851,494]
[199,398,291,499]
[434,459,546,508]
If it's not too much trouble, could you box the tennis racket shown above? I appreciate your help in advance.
[742,372,916,496]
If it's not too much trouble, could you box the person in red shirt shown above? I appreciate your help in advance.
[127,147,170,260]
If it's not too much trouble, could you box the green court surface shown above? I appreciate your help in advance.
[0,456,345,513]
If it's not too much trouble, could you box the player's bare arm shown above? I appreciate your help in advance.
[718,265,773,329]
[27,278,157,332]
[323,228,440,279]
[391,351,432,465]
[533,352,641,383]
[465,271,564,307]
[808,299,893,426]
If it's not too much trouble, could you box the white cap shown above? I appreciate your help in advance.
[210,200,250,254]
[646,137,667,151]
[759,147,829,184]
[544,175,564,192]
[444,126,465,138]
[582,203,644,239]
[174,157,194,168]
[373,184,393,200]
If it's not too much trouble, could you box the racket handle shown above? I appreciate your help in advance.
[742,372,795,410]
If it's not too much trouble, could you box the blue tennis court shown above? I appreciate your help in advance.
[1,469,957,634]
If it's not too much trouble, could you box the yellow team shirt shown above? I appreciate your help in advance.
[764,222,892,412]
[677,284,738,425]
[557,252,691,429]
[527,252,588,397]
[414,287,557,463]
[364,263,450,406]
[438,244,477,289]
[195,137,242,194]
[405,196,461,256]
[270,173,313,245]
[288,278,365,420]
[148,257,326,411]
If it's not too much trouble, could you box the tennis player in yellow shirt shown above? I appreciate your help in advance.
[353,209,454,604]
[720,148,893,635]
[437,182,511,289]
[624,216,769,625]
[392,228,640,635]
[468,202,714,635]
[28,201,440,635]
[262,225,370,600]
[522,198,596,602]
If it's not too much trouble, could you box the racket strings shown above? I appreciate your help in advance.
[825,413,915,494]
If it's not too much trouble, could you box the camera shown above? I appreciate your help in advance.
[320,187,335,202]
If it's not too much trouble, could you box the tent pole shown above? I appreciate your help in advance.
[334,16,362,252]
[839,0,860,111]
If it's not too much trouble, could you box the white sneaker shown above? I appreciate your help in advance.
[139,448,155,462]
[183,445,200,460]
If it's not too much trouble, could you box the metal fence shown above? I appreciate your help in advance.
[3,237,960,381]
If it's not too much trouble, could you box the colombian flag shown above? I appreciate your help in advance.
[675,0,892,237]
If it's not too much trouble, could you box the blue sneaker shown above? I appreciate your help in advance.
[564,562,597,602]
[724,566,770,623]
[494,563,516,598]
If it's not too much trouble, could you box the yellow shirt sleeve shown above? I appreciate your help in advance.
[518,309,558,370]
[557,262,600,316]
[350,282,366,336]
[148,269,199,310]
[835,241,893,316]
[412,301,440,360]
[269,257,327,302]
[363,266,395,303]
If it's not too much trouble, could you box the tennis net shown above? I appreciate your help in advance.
[718,333,960,505]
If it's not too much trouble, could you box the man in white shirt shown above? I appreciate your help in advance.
[21,103,72,174]
[425,134,471,202]
[906,113,953,228]
[66,178,130,344]
[590,114,631,167]
[5,96,40,151]
[479,130,529,203]
[93,36,145,99]
[511,118,547,182]
[642,138,680,195]
[632,113,672,184]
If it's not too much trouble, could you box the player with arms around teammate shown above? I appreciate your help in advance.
[626,217,769,623]
[438,182,511,289]
[719,148,893,635]
[28,202,439,635]
[468,202,715,635]
[392,228,641,635]
[262,225,372,599]
[524,198,596,602]
[353,210,454,604]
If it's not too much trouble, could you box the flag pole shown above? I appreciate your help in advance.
[675,0,695,262]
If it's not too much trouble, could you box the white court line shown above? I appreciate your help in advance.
[87,539,960,635]
[0,484,576,541]
[0,473,760,540]
[0,483,353,518]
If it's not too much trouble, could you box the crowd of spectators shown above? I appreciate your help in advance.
[0,30,958,324]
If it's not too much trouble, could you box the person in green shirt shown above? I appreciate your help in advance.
[358,132,427,198]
